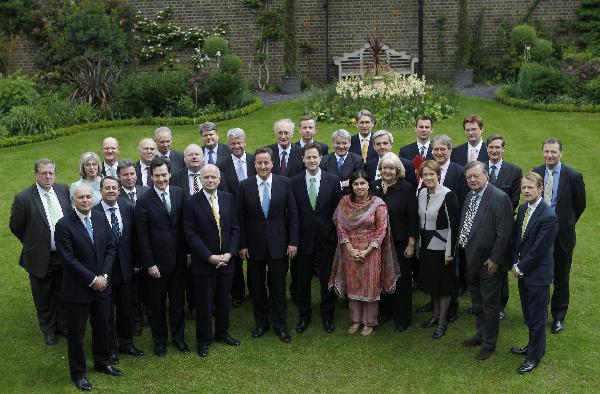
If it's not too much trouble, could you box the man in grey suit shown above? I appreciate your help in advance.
[10,159,71,346]
[458,161,513,361]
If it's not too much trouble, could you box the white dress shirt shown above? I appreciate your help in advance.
[467,140,484,162]
[100,200,122,233]
[204,145,220,165]
[440,160,451,184]
[140,162,151,186]
[305,169,322,197]
[187,170,202,195]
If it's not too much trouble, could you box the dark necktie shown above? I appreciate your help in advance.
[109,207,121,244]
[280,151,288,176]
[146,167,154,187]
[489,165,497,185]
[128,191,135,203]
[193,174,200,194]
[419,145,425,157]
[208,150,215,165]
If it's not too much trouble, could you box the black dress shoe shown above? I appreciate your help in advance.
[466,307,474,315]
[73,376,93,391]
[416,302,433,313]
[94,365,123,376]
[108,353,119,365]
[323,320,335,334]
[197,345,209,357]
[551,320,564,334]
[275,329,291,343]
[251,326,268,338]
[44,334,58,346]
[120,346,144,356]
[421,316,438,328]
[217,335,240,347]
[394,322,410,333]
[186,309,196,321]
[517,359,539,374]
[510,346,528,355]
[154,343,166,357]
[432,324,447,339]
[173,340,190,353]
[231,299,243,308]
[134,325,143,336]
[448,311,459,323]
[296,320,310,333]
[378,314,391,324]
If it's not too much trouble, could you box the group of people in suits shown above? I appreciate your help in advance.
[9,111,586,390]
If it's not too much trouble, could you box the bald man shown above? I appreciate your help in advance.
[101,137,120,178]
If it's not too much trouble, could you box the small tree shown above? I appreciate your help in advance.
[455,0,471,69]
[283,0,297,76]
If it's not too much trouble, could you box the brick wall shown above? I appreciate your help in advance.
[6,0,580,84]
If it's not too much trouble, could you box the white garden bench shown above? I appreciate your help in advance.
[333,43,418,79]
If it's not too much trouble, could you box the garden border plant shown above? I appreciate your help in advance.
[495,84,600,112]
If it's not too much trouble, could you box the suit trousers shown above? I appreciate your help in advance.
[147,267,185,345]
[185,263,195,312]
[130,271,145,329]
[109,278,134,353]
[29,252,66,336]
[248,255,289,331]
[65,298,111,380]
[500,271,510,309]
[296,245,337,322]
[193,272,233,346]
[551,240,573,321]
[468,272,502,350]
[230,256,250,300]
[519,280,550,361]
[380,240,412,326]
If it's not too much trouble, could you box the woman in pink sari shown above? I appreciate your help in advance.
[329,170,400,336]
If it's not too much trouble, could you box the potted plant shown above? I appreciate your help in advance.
[280,0,301,94]
[453,0,473,88]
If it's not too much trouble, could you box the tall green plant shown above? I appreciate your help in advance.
[283,0,297,76]
[455,0,471,69]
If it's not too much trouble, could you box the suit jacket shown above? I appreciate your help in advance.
[100,162,119,178]
[9,183,71,278]
[294,140,329,156]
[203,143,231,169]
[443,161,469,209]
[161,150,185,175]
[92,201,135,284]
[512,200,559,286]
[399,141,434,161]
[55,209,115,303]
[489,160,522,213]
[364,156,417,187]
[320,152,364,184]
[183,191,240,276]
[269,143,304,178]
[118,185,149,207]
[451,142,490,167]
[291,171,341,255]
[135,186,185,272]
[220,152,256,198]
[170,167,229,197]
[533,163,586,251]
[236,174,299,260]
[372,179,419,243]
[134,161,147,187]
[350,134,377,161]
[459,184,514,279]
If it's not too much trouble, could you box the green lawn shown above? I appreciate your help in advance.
[1,96,598,392]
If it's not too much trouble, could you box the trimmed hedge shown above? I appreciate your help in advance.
[0,98,262,149]
[495,85,600,112]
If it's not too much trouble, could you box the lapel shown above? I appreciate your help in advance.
[55,186,71,215]
[468,187,491,238]
[151,188,171,218]
[495,164,507,185]
[250,178,266,218]
[117,201,129,236]
[32,185,51,229]
[520,203,543,244]
[556,165,567,206]
[300,173,316,212]
[72,212,95,250]
[199,192,219,231]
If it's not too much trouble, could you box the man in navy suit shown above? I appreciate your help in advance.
[451,114,489,166]
[93,177,144,364]
[221,128,256,307]
[294,115,329,155]
[320,129,364,194]
[399,115,435,161]
[350,109,377,162]
[135,156,189,356]
[100,137,120,178]
[269,118,304,178]
[134,138,158,187]
[237,147,299,343]
[199,121,231,168]
[154,127,185,175]
[363,130,417,187]
[291,143,341,334]
[55,184,121,391]
[533,138,586,333]
[183,164,241,357]
[510,172,559,374]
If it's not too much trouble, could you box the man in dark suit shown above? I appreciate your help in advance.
[510,172,559,374]
[362,130,417,187]
[320,129,364,194]
[183,164,241,357]
[93,177,144,364]
[55,184,121,391]
[135,156,189,356]
[399,115,434,161]
[100,137,120,178]
[291,143,341,334]
[533,138,586,334]
[451,114,490,166]
[117,160,150,207]
[458,161,513,361]
[10,158,71,346]
[134,138,158,187]
[170,143,205,197]
[295,114,329,155]
[154,127,185,175]
[199,121,231,168]
[237,147,299,343]
[349,109,377,162]
[269,118,304,178]
[486,134,522,319]
[221,128,256,307]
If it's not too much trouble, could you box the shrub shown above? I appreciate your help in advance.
[112,69,189,117]
[511,24,537,52]
[530,38,554,63]
[202,70,253,110]
[0,74,39,114]
[220,54,242,74]
[583,77,600,103]
[202,35,229,57]
[513,62,568,100]
[496,84,600,112]
[65,58,121,110]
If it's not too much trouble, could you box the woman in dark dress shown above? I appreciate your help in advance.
[372,153,418,333]
[417,160,459,339]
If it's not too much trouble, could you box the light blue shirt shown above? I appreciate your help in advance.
[544,162,561,210]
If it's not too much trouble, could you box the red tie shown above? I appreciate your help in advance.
[193,174,200,194]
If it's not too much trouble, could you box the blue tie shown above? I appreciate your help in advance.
[337,156,345,173]
[208,150,215,164]
[109,207,121,244]
[84,216,94,244]
[261,181,270,218]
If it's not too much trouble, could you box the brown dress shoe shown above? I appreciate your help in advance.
[475,347,495,360]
